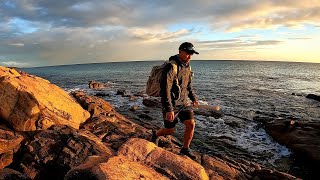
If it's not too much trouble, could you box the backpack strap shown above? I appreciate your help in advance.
[167,60,178,85]
[167,60,180,99]
[168,60,178,76]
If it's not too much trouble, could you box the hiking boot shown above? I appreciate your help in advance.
[151,130,158,145]
[180,148,196,160]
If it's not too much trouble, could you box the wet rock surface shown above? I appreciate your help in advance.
[254,114,320,178]
[89,80,107,89]
[254,117,320,162]
[306,93,320,102]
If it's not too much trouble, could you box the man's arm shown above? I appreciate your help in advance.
[160,63,175,113]
[187,70,198,104]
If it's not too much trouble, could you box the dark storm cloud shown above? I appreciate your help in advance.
[1,0,196,27]
[1,0,320,31]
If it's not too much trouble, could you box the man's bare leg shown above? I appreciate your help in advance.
[180,119,196,160]
[183,119,195,148]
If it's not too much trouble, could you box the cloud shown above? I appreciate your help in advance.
[1,0,319,29]
[129,28,190,41]
[0,0,319,66]
[220,1,320,31]
[0,61,30,67]
[9,43,24,46]
[289,37,312,40]
[0,0,175,27]
[0,25,185,65]
[198,39,283,50]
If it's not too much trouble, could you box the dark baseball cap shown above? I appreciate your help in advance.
[179,42,199,55]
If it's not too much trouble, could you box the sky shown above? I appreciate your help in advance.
[0,0,320,67]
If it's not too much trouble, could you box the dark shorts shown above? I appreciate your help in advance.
[163,106,194,129]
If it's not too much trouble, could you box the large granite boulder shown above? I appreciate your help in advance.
[10,125,114,179]
[65,155,169,180]
[201,154,247,179]
[118,138,209,180]
[0,66,90,131]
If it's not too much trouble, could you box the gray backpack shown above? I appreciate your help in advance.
[146,60,178,97]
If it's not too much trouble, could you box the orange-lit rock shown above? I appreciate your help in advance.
[0,125,24,169]
[119,138,209,180]
[65,155,169,180]
[0,66,90,131]
[202,154,246,179]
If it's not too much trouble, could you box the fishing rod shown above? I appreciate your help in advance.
[193,104,221,111]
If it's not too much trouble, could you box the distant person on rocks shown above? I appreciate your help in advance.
[152,42,200,160]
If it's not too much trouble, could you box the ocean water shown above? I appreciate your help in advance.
[22,60,320,167]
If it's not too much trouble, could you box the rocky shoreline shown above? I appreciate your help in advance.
[0,66,318,179]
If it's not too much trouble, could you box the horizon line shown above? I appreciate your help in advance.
[18,59,320,69]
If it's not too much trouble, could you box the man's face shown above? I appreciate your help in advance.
[179,50,193,63]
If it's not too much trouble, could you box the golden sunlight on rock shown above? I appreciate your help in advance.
[0,66,90,131]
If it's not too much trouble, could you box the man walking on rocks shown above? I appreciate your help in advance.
[152,42,200,160]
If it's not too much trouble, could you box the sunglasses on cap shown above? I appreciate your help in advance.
[180,47,199,55]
